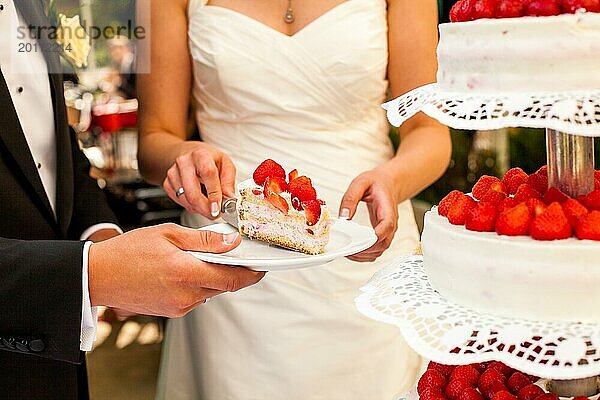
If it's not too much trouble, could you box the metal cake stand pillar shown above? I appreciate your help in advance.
[546,129,595,197]
[545,129,597,396]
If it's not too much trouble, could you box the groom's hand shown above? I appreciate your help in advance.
[87,223,264,317]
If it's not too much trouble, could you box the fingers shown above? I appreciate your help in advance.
[219,155,237,199]
[164,172,195,212]
[192,153,222,218]
[162,224,242,253]
[175,155,210,214]
[181,256,265,292]
[339,176,370,220]
[347,197,398,263]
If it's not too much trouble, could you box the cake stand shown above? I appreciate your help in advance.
[357,85,600,396]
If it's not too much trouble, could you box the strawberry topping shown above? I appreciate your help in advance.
[302,199,321,226]
[266,193,289,215]
[253,159,286,186]
[448,194,477,225]
[263,176,288,197]
[496,203,531,236]
[466,202,498,232]
[575,210,600,240]
[439,190,465,217]
[561,198,588,227]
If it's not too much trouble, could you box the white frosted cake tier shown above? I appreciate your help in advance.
[437,13,600,93]
[421,209,600,323]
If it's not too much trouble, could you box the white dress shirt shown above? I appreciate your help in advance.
[0,0,121,351]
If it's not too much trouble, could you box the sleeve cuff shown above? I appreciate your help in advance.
[80,223,123,241]
[80,241,98,351]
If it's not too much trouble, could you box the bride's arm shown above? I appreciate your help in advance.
[137,0,236,218]
[341,0,451,262]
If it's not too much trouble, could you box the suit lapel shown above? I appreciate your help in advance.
[14,0,74,236]
[0,71,56,227]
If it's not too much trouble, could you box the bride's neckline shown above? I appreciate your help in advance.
[202,1,353,38]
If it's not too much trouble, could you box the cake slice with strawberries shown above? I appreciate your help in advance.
[237,159,333,255]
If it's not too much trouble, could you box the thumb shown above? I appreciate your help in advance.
[339,177,368,220]
[163,224,241,253]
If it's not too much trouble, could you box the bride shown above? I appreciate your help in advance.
[137,0,450,398]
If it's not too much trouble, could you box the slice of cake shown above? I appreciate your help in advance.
[237,159,333,255]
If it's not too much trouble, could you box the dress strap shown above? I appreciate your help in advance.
[188,0,208,16]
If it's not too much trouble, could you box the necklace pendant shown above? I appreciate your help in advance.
[284,7,295,24]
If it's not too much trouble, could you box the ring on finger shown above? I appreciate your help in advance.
[176,187,185,197]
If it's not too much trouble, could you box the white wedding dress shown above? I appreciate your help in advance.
[156,0,422,398]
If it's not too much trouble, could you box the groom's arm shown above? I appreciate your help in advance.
[0,237,85,364]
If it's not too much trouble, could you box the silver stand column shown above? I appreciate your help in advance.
[546,129,595,197]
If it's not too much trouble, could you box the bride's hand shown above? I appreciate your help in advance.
[339,167,400,262]
[163,143,237,218]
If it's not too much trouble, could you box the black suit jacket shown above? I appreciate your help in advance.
[0,1,118,398]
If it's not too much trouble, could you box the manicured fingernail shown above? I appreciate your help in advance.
[223,232,239,245]
[340,208,350,219]
[211,202,220,217]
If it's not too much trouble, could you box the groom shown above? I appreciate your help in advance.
[0,1,264,399]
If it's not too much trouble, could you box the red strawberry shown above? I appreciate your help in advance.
[492,391,518,400]
[466,202,499,232]
[459,0,478,21]
[575,210,600,240]
[288,175,312,193]
[582,189,600,210]
[517,384,544,400]
[562,0,600,12]
[514,184,542,203]
[481,182,508,204]
[451,365,481,387]
[542,187,570,205]
[488,362,514,377]
[429,361,457,377]
[439,190,465,217]
[530,202,572,240]
[478,368,507,393]
[263,176,288,197]
[562,198,588,228]
[496,203,531,236]
[291,184,317,203]
[447,379,471,400]
[291,196,303,211]
[527,0,562,15]
[473,176,502,200]
[535,394,559,400]
[527,166,549,193]
[421,388,447,400]
[502,168,529,195]
[460,387,485,400]
[506,372,533,395]
[474,0,499,19]
[448,194,477,225]
[266,193,288,214]
[253,159,286,186]
[498,197,518,215]
[302,199,321,226]
[495,0,527,17]
[525,198,546,218]
[418,369,448,395]
[288,169,299,183]
[451,0,467,21]
[483,382,510,400]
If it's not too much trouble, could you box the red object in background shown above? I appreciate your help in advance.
[91,110,138,133]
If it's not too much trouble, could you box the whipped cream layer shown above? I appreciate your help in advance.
[437,13,600,93]
[422,208,600,323]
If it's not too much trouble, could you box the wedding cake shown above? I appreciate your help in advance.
[420,1,600,323]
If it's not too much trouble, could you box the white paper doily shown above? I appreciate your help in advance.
[356,255,600,380]
[383,83,600,137]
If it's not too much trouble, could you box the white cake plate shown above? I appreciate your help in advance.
[355,255,600,380]
[384,83,600,137]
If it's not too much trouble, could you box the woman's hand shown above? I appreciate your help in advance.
[339,166,401,262]
[163,143,237,218]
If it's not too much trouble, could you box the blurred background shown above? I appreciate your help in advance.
[52,1,600,399]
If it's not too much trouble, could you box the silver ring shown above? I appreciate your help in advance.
[175,187,185,198]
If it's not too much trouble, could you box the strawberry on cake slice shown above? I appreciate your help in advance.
[237,159,333,255]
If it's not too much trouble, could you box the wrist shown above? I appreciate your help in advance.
[88,242,107,307]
